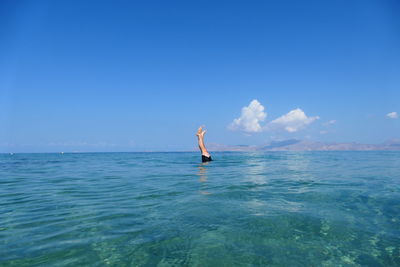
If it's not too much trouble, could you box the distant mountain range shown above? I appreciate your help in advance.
[207,139,400,151]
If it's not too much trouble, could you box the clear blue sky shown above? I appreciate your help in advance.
[1,0,399,152]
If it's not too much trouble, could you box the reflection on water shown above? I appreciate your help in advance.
[284,151,310,172]
[243,152,269,185]
[197,162,209,183]
[242,152,310,215]
[197,162,211,195]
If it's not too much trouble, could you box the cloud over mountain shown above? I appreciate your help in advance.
[266,108,319,132]
[229,100,319,134]
[229,100,267,133]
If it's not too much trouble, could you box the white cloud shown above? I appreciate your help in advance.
[230,100,319,134]
[323,120,336,126]
[386,112,398,119]
[229,99,267,133]
[266,108,319,133]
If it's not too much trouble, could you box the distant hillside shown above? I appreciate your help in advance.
[207,139,400,151]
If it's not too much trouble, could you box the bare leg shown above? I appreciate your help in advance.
[196,126,210,157]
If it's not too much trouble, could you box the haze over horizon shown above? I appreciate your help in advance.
[1,0,399,153]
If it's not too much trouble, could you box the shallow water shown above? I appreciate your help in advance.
[1,152,399,266]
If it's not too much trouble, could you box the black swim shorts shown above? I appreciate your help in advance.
[202,155,212,162]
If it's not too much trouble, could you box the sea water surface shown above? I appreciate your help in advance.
[1,152,399,266]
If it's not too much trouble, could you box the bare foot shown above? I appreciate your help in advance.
[196,126,206,137]
[196,126,207,136]
[196,126,202,136]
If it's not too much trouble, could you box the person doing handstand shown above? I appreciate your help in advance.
[196,126,212,162]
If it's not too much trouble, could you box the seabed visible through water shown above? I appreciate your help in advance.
[1,151,399,266]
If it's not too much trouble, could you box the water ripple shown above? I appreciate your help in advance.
[0,152,399,266]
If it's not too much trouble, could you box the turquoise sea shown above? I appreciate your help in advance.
[1,152,399,266]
